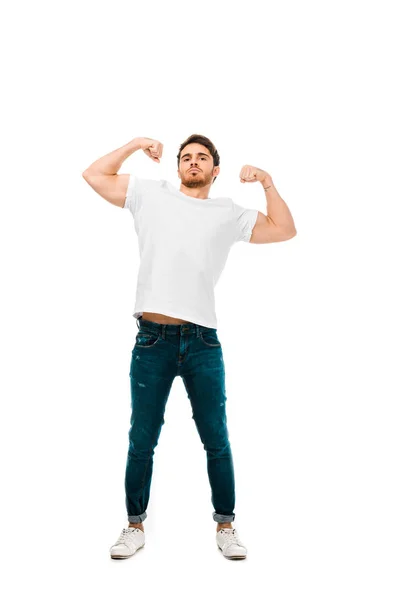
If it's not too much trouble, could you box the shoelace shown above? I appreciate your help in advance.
[116,528,141,543]
[218,528,243,547]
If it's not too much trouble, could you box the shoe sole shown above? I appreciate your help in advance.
[217,546,247,559]
[110,544,145,559]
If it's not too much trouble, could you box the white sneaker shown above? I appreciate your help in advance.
[110,527,145,559]
[216,527,247,559]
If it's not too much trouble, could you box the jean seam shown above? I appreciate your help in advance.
[135,333,162,348]
[138,424,161,493]
[199,332,221,347]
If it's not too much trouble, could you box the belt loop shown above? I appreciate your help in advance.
[196,324,200,338]
[136,317,139,329]
[162,324,166,340]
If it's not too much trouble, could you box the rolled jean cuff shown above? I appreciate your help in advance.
[128,511,147,523]
[213,511,235,523]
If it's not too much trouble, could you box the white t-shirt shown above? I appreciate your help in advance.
[123,176,259,328]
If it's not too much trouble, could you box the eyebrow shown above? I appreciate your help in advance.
[180,152,210,160]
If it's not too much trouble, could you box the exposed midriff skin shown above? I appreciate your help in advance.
[141,312,190,324]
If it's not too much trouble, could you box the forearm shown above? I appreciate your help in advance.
[261,177,297,233]
[83,137,143,176]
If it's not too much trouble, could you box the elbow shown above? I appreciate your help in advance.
[282,228,297,241]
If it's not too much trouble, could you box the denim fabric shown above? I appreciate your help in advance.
[125,317,235,524]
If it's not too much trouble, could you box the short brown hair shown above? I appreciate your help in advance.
[177,134,220,184]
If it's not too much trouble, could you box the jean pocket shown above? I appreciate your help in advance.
[199,330,221,348]
[135,329,161,348]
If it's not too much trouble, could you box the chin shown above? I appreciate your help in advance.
[184,178,203,188]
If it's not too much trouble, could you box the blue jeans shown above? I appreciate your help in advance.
[125,317,235,524]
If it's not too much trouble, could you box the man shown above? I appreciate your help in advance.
[82,134,297,560]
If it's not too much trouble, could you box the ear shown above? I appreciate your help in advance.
[213,166,220,177]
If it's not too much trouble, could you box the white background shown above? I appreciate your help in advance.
[1,0,399,598]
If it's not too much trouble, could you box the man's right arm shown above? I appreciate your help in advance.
[82,137,143,208]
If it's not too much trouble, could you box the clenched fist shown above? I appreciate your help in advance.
[239,165,272,186]
[139,137,164,163]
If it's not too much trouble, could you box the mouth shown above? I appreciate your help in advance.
[189,169,201,173]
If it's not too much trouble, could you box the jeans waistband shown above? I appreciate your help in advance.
[136,316,216,335]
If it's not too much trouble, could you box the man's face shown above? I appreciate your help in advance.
[178,143,219,188]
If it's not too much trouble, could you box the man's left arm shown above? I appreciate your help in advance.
[239,165,297,244]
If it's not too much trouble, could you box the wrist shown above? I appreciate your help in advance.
[259,172,272,187]
[261,178,273,190]
[132,137,144,150]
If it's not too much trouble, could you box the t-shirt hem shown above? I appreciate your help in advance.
[133,308,217,329]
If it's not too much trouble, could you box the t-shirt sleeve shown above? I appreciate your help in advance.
[232,202,259,243]
[123,174,140,216]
